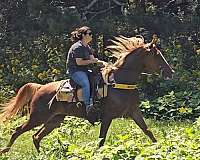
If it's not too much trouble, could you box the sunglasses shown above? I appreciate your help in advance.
[85,31,92,36]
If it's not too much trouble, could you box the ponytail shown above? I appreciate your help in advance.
[70,26,91,42]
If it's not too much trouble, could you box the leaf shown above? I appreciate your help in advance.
[158,106,165,111]
[196,49,200,55]
[140,101,151,109]
[116,134,130,141]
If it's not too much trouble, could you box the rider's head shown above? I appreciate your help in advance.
[71,26,93,43]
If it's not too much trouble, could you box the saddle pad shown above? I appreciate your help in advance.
[56,80,108,102]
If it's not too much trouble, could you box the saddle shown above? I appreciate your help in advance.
[56,71,108,103]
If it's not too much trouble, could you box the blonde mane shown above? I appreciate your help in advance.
[101,35,152,83]
[106,35,152,68]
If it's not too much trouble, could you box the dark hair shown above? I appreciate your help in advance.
[70,26,91,42]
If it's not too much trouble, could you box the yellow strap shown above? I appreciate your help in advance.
[112,83,137,90]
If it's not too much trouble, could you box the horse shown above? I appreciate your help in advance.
[0,35,174,153]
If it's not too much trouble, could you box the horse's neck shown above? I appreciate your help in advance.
[114,69,141,84]
[114,53,144,84]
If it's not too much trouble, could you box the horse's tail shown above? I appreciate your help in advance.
[0,83,42,123]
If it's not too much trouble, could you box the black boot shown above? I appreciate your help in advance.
[86,104,96,114]
[86,105,97,125]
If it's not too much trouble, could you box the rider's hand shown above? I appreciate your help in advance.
[96,60,108,67]
[90,58,98,64]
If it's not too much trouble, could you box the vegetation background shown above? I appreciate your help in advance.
[0,0,200,159]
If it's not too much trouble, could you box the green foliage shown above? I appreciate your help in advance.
[0,34,69,89]
[0,86,15,107]
[0,117,199,159]
[140,90,200,120]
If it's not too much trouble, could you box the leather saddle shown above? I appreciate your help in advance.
[56,71,107,102]
[69,71,104,101]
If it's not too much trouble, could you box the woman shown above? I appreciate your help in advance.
[66,26,98,115]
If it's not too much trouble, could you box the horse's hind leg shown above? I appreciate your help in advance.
[131,108,157,143]
[32,114,65,153]
[0,118,42,154]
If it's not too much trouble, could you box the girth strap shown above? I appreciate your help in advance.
[111,83,137,90]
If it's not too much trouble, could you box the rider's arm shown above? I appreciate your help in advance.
[76,57,98,65]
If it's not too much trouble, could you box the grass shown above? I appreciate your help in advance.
[0,116,199,160]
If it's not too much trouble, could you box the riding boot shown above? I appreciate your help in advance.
[86,104,97,125]
[86,104,96,114]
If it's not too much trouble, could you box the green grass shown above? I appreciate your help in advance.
[0,117,200,160]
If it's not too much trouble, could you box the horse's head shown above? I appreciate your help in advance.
[106,35,174,80]
[143,44,174,79]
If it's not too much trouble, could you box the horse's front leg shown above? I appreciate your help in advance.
[131,107,157,143]
[99,116,112,147]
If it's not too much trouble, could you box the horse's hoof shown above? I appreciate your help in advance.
[0,147,10,154]
[152,139,157,144]
[33,137,40,153]
[87,110,99,125]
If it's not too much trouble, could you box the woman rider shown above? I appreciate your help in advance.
[66,26,99,116]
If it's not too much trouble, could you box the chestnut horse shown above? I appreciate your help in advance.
[0,36,174,153]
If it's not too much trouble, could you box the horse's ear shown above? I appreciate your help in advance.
[149,34,160,51]
[151,34,159,45]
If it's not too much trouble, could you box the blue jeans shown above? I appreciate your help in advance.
[70,71,91,106]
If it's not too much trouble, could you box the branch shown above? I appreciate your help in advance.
[87,6,116,22]
[83,0,99,10]
[112,0,126,6]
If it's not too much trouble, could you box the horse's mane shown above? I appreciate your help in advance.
[106,35,151,68]
[101,35,152,83]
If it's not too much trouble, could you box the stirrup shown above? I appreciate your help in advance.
[76,102,82,108]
